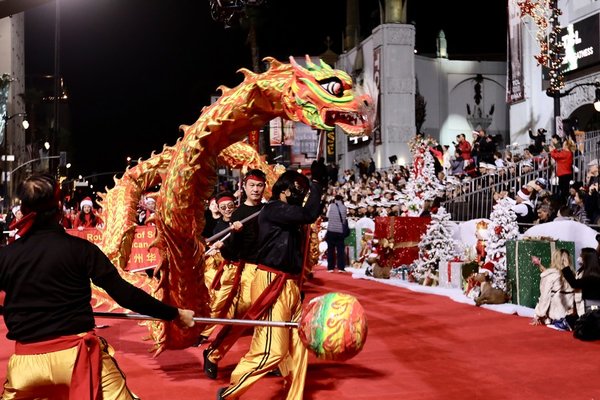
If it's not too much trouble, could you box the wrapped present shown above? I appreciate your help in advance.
[374,216,430,268]
[439,260,463,289]
[506,239,576,308]
[344,228,357,262]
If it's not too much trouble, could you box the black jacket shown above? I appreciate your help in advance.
[256,181,322,274]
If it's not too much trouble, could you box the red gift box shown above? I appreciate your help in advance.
[374,216,431,268]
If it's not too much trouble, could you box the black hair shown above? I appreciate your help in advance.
[580,247,600,279]
[244,168,266,182]
[17,173,61,222]
[271,171,309,201]
[558,205,573,217]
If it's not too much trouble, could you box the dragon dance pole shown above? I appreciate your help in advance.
[93,311,299,329]
[205,209,261,243]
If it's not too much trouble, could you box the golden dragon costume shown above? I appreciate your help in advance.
[95,56,374,355]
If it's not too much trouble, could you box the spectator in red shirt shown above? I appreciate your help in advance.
[455,133,472,161]
[550,139,574,202]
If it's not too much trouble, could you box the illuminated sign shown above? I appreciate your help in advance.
[561,14,600,73]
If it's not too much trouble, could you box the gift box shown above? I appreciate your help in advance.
[374,216,431,268]
[506,239,576,308]
[344,228,357,262]
[438,260,463,289]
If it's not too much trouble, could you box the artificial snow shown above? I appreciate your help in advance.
[346,266,535,318]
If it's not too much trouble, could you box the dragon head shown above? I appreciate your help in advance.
[282,55,375,136]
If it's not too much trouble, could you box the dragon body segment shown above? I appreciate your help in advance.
[96,56,373,355]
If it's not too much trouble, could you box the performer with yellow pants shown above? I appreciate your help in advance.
[0,174,195,400]
[204,169,266,378]
[199,191,241,341]
[217,169,324,400]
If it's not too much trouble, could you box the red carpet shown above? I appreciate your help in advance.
[2,267,600,399]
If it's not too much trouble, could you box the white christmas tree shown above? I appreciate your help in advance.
[401,138,444,216]
[413,206,460,280]
[484,198,520,291]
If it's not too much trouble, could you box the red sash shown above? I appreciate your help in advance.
[15,331,102,400]
[211,259,244,291]
[208,265,298,350]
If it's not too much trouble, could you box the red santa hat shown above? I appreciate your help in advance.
[80,197,94,209]
[517,186,531,201]
[480,262,495,276]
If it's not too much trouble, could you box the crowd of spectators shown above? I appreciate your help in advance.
[320,128,600,231]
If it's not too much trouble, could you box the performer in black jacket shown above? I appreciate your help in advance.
[0,173,195,400]
[217,169,324,400]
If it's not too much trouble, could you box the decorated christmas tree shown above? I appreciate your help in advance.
[401,136,444,216]
[413,206,459,281]
[484,198,520,291]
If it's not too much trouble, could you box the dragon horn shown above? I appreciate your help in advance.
[319,59,333,71]
[289,55,299,68]
[305,54,319,71]
[289,55,308,75]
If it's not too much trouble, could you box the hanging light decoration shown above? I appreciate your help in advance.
[517,0,565,94]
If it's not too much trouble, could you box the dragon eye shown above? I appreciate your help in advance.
[320,78,344,97]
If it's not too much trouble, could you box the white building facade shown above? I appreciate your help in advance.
[335,23,508,170]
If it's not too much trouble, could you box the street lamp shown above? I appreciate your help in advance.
[2,113,28,210]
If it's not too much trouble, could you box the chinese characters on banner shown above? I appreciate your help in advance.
[67,225,161,271]
[373,46,382,146]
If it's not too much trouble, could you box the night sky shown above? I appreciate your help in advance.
[24,0,507,188]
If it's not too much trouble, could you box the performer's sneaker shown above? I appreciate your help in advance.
[267,368,282,377]
[203,349,218,379]
[216,387,227,400]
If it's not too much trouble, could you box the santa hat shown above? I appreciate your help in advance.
[517,187,531,200]
[480,262,495,275]
[80,197,94,209]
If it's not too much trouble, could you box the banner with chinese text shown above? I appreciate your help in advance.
[67,225,161,271]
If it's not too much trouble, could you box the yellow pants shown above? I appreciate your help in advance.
[220,269,307,400]
[237,263,257,317]
[1,336,137,400]
[201,262,242,338]
[207,263,258,363]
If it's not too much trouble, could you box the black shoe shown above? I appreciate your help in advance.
[216,387,227,400]
[203,348,218,380]
[267,368,282,377]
